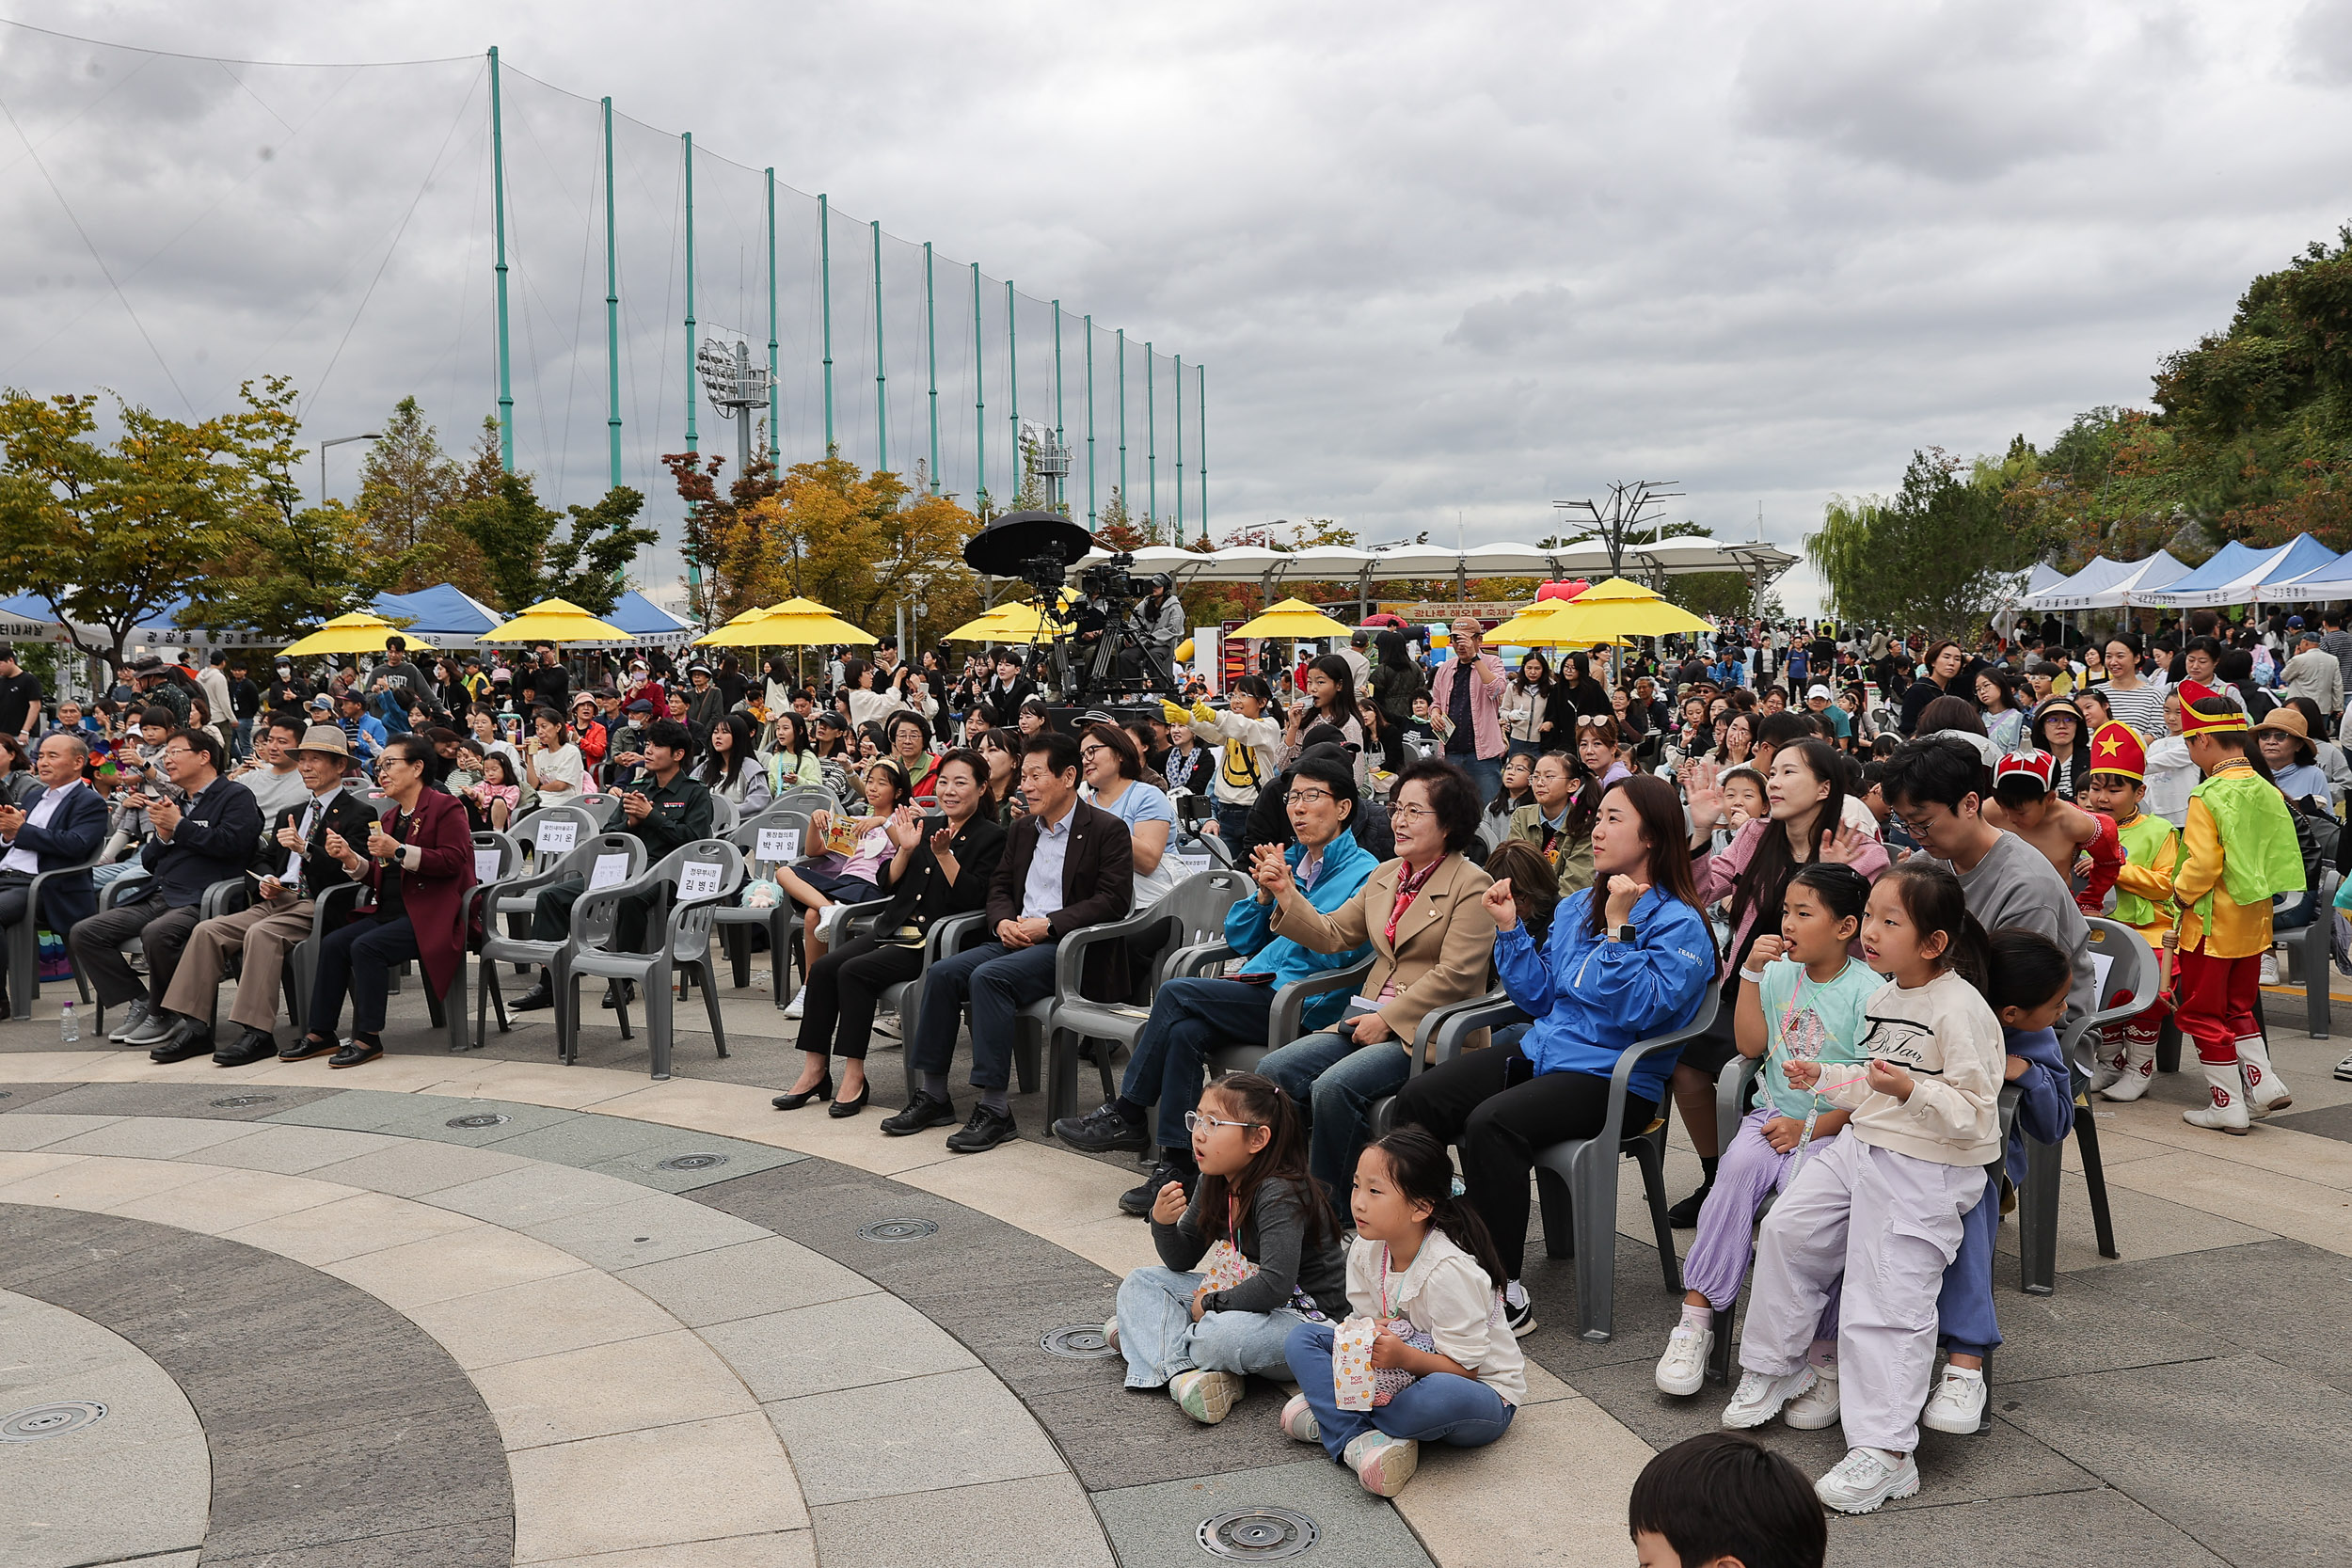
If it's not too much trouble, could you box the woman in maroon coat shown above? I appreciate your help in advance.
[283,734,478,1069]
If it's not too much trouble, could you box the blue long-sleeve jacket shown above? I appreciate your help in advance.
[1495,886,1714,1104]
[2002,1024,2074,1182]
[1221,830,1379,1031]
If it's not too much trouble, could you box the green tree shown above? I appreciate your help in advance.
[444,468,653,616]
[356,399,496,597]
[1805,450,2030,639]
[542,486,659,617]
[446,471,563,614]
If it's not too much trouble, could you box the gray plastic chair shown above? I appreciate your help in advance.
[473,833,645,1050]
[3,847,100,1020]
[775,785,840,818]
[562,839,746,1080]
[1033,869,1251,1119]
[2022,914,2147,1291]
[712,810,812,998]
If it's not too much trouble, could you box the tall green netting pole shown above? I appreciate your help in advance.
[972,262,987,511]
[766,168,779,471]
[1146,341,1157,530]
[1084,314,1097,526]
[925,243,940,494]
[818,195,835,454]
[1199,366,1208,535]
[682,132,697,455]
[1117,329,1127,515]
[488,47,514,472]
[1052,301,1065,458]
[1007,280,1019,488]
[872,220,888,474]
[602,97,621,489]
[1175,353,1185,544]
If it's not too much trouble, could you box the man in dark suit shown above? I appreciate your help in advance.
[145,725,379,1065]
[882,730,1131,1153]
[0,733,108,1011]
[72,725,263,1047]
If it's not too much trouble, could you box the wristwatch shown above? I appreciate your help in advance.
[1614,924,1637,943]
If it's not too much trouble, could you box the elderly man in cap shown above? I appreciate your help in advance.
[607,697,657,779]
[142,725,381,1065]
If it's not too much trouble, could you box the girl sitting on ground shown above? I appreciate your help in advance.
[1724,862,2005,1516]
[1281,1127,1525,1497]
[1114,1073,1346,1428]
[1654,863,1877,1403]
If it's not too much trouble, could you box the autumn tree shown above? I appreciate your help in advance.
[706,454,981,634]
[443,469,656,616]
[353,399,496,597]
[663,449,783,626]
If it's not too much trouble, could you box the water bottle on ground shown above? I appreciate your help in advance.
[60,1003,79,1043]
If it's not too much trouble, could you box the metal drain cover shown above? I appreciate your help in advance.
[1041,1324,1119,1359]
[2,1402,107,1442]
[656,1152,729,1172]
[446,1112,511,1129]
[211,1094,276,1108]
[857,1217,938,1243]
[1199,1507,1318,1560]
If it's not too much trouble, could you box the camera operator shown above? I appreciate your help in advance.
[1140,578,1184,668]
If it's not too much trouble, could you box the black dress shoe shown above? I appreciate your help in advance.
[1053,1101,1152,1153]
[771,1073,833,1111]
[511,979,556,1012]
[1120,1158,1198,1217]
[600,980,637,1009]
[826,1081,871,1118]
[148,1019,215,1064]
[879,1091,959,1136]
[328,1037,382,1069]
[1666,1181,1713,1229]
[278,1033,340,1063]
[944,1103,1018,1154]
[213,1028,279,1068]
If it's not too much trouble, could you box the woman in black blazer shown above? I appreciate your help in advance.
[774,748,1007,1117]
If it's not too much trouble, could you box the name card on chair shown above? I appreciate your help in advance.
[677,861,725,899]
[1168,853,1214,879]
[536,818,578,854]
[588,852,630,891]
[473,848,501,883]
[755,827,801,863]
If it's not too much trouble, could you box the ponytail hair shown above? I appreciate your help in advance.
[1879,860,1992,993]
[1364,1127,1509,1299]
[1197,1073,1336,1256]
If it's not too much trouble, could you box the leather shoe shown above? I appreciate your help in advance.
[600,980,637,1010]
[826,1081,871,1118]
[213,1027,279,1068]
[106,998,152,1043]
[148,1018,215,1064]
[511,979,556,1012]
[945,1103,1018,1154]
[1120,1158,1198,1217]
[1053,1101,1151,1153]
[771,1073,833,1111]
[278,1033,340,1062]
[879,1091,958,1136]
[328,1037,382,1069]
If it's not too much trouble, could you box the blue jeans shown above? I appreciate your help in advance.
[1215,802,1254,847]
[1119,976,1278,1149]
[1285,1321,1515,1463]
[1505,738,1544,761]
[2275,888,2316,932]
[1257,1029,1413,1200]
[905,938,1061,1091]
[1448,751,1502,803]
[1118,1265,1304,1389]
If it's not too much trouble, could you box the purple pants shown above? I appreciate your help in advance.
[1682,1106,1842,1334]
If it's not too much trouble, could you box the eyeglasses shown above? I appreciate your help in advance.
[1287,788,1336,806]
[1391,802,1436,821]
[1184,1111,1264,1134]
[1574,715,1613,729]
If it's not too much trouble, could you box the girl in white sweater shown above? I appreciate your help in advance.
[1282,1127,1525,1497]
[1722,861,2004,1517]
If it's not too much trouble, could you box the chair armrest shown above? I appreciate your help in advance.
[1267,956,1376,1046]
[828,895,895,942]
[309,880,367,938]
[1054,905,1162,996]
[927,911,987,963]
[101,871,152,911]
[1169,939,1237,979]
[200,877,250,921]
[24,852,104,911]
[1599,987,1723,1150]
[1411,990,1524,1076]
[1716,1053,1766,1150]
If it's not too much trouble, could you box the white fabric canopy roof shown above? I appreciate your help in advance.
[1067,536,1795,586]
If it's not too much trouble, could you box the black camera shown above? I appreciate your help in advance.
[1079,553,1171,605]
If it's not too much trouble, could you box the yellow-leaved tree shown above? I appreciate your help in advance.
[711,456,985,636]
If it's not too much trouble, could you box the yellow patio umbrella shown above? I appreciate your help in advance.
[943,598,1076,642]
[1229,597,1355,640]
[739,611,875,647]
[482,597,633,645]
[281,611,427,657]
[1494,578,1709,643]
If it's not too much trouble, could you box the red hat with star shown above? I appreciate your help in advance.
[2089,720,2145,782]
[2173,678,2247,736]
[1993,749,2055,797]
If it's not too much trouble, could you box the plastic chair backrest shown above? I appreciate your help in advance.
[1156,868,1249,959]
[558,832,645,949]
[516,803,603,863]
[2061,916,2158,1071]
[707,795,741,835]
[776,785,838,817]
[731,809,812,872]
[648,839,747,959]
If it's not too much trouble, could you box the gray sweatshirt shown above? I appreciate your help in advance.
[1153,1176,1348,1318]
[1931,830,2096,1027]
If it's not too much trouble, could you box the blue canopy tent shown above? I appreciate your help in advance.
[2139,534,2339,608]
[371,584,504,649]
[607,589,696,648]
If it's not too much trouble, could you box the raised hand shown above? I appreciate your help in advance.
[1481,876,1519,929]
[1746,933,1788,970]
[1683,761,1724,829]
[1819,822,1867,865]
[1249,841,1294,897]
[885,805,925,851]
[1604,873,1649,927]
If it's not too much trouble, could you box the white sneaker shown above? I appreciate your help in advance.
[1102,1315,1120,1354]
[1785,1363,1842,1430]
[2334,1051,2352,1084]
[1279,1391,1320,1443]
[1919,1366,1986,1434]
[1723,1367,1815,1429]
[1170,1369,1245,1425]
[783,987,806,1020]
[2259,951,2280,986]
[1815,1447,1920,1514]
[1655,1325,1710,1398]
[1344,1431,1419,1497]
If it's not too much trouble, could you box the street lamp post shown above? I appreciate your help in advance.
[319,434,382,508]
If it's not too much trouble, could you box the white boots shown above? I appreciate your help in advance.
[2095,1022,2160,1102]
[2236,1034,2291,1116]
[2183,1058,2250,1134]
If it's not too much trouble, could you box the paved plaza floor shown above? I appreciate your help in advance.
[3,954,2349,1566]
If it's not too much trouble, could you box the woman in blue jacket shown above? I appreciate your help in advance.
[1391,773,1713,1336]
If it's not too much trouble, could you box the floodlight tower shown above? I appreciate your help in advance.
[696,338,773,483]
[1023,419,1071,511]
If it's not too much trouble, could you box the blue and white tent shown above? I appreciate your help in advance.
[2138,534,2339,608]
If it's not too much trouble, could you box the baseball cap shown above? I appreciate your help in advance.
[1805,685,1831,702]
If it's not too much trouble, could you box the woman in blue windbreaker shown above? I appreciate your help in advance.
[1391,773,1713,1337]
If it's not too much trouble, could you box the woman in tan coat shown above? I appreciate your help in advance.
[1253,757,1498,1200]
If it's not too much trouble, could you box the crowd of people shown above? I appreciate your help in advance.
[0,595,2337,1528]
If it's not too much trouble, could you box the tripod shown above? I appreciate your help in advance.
[1070,597,1180,706]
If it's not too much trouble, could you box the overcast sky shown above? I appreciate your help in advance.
[7,0,2351,615]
